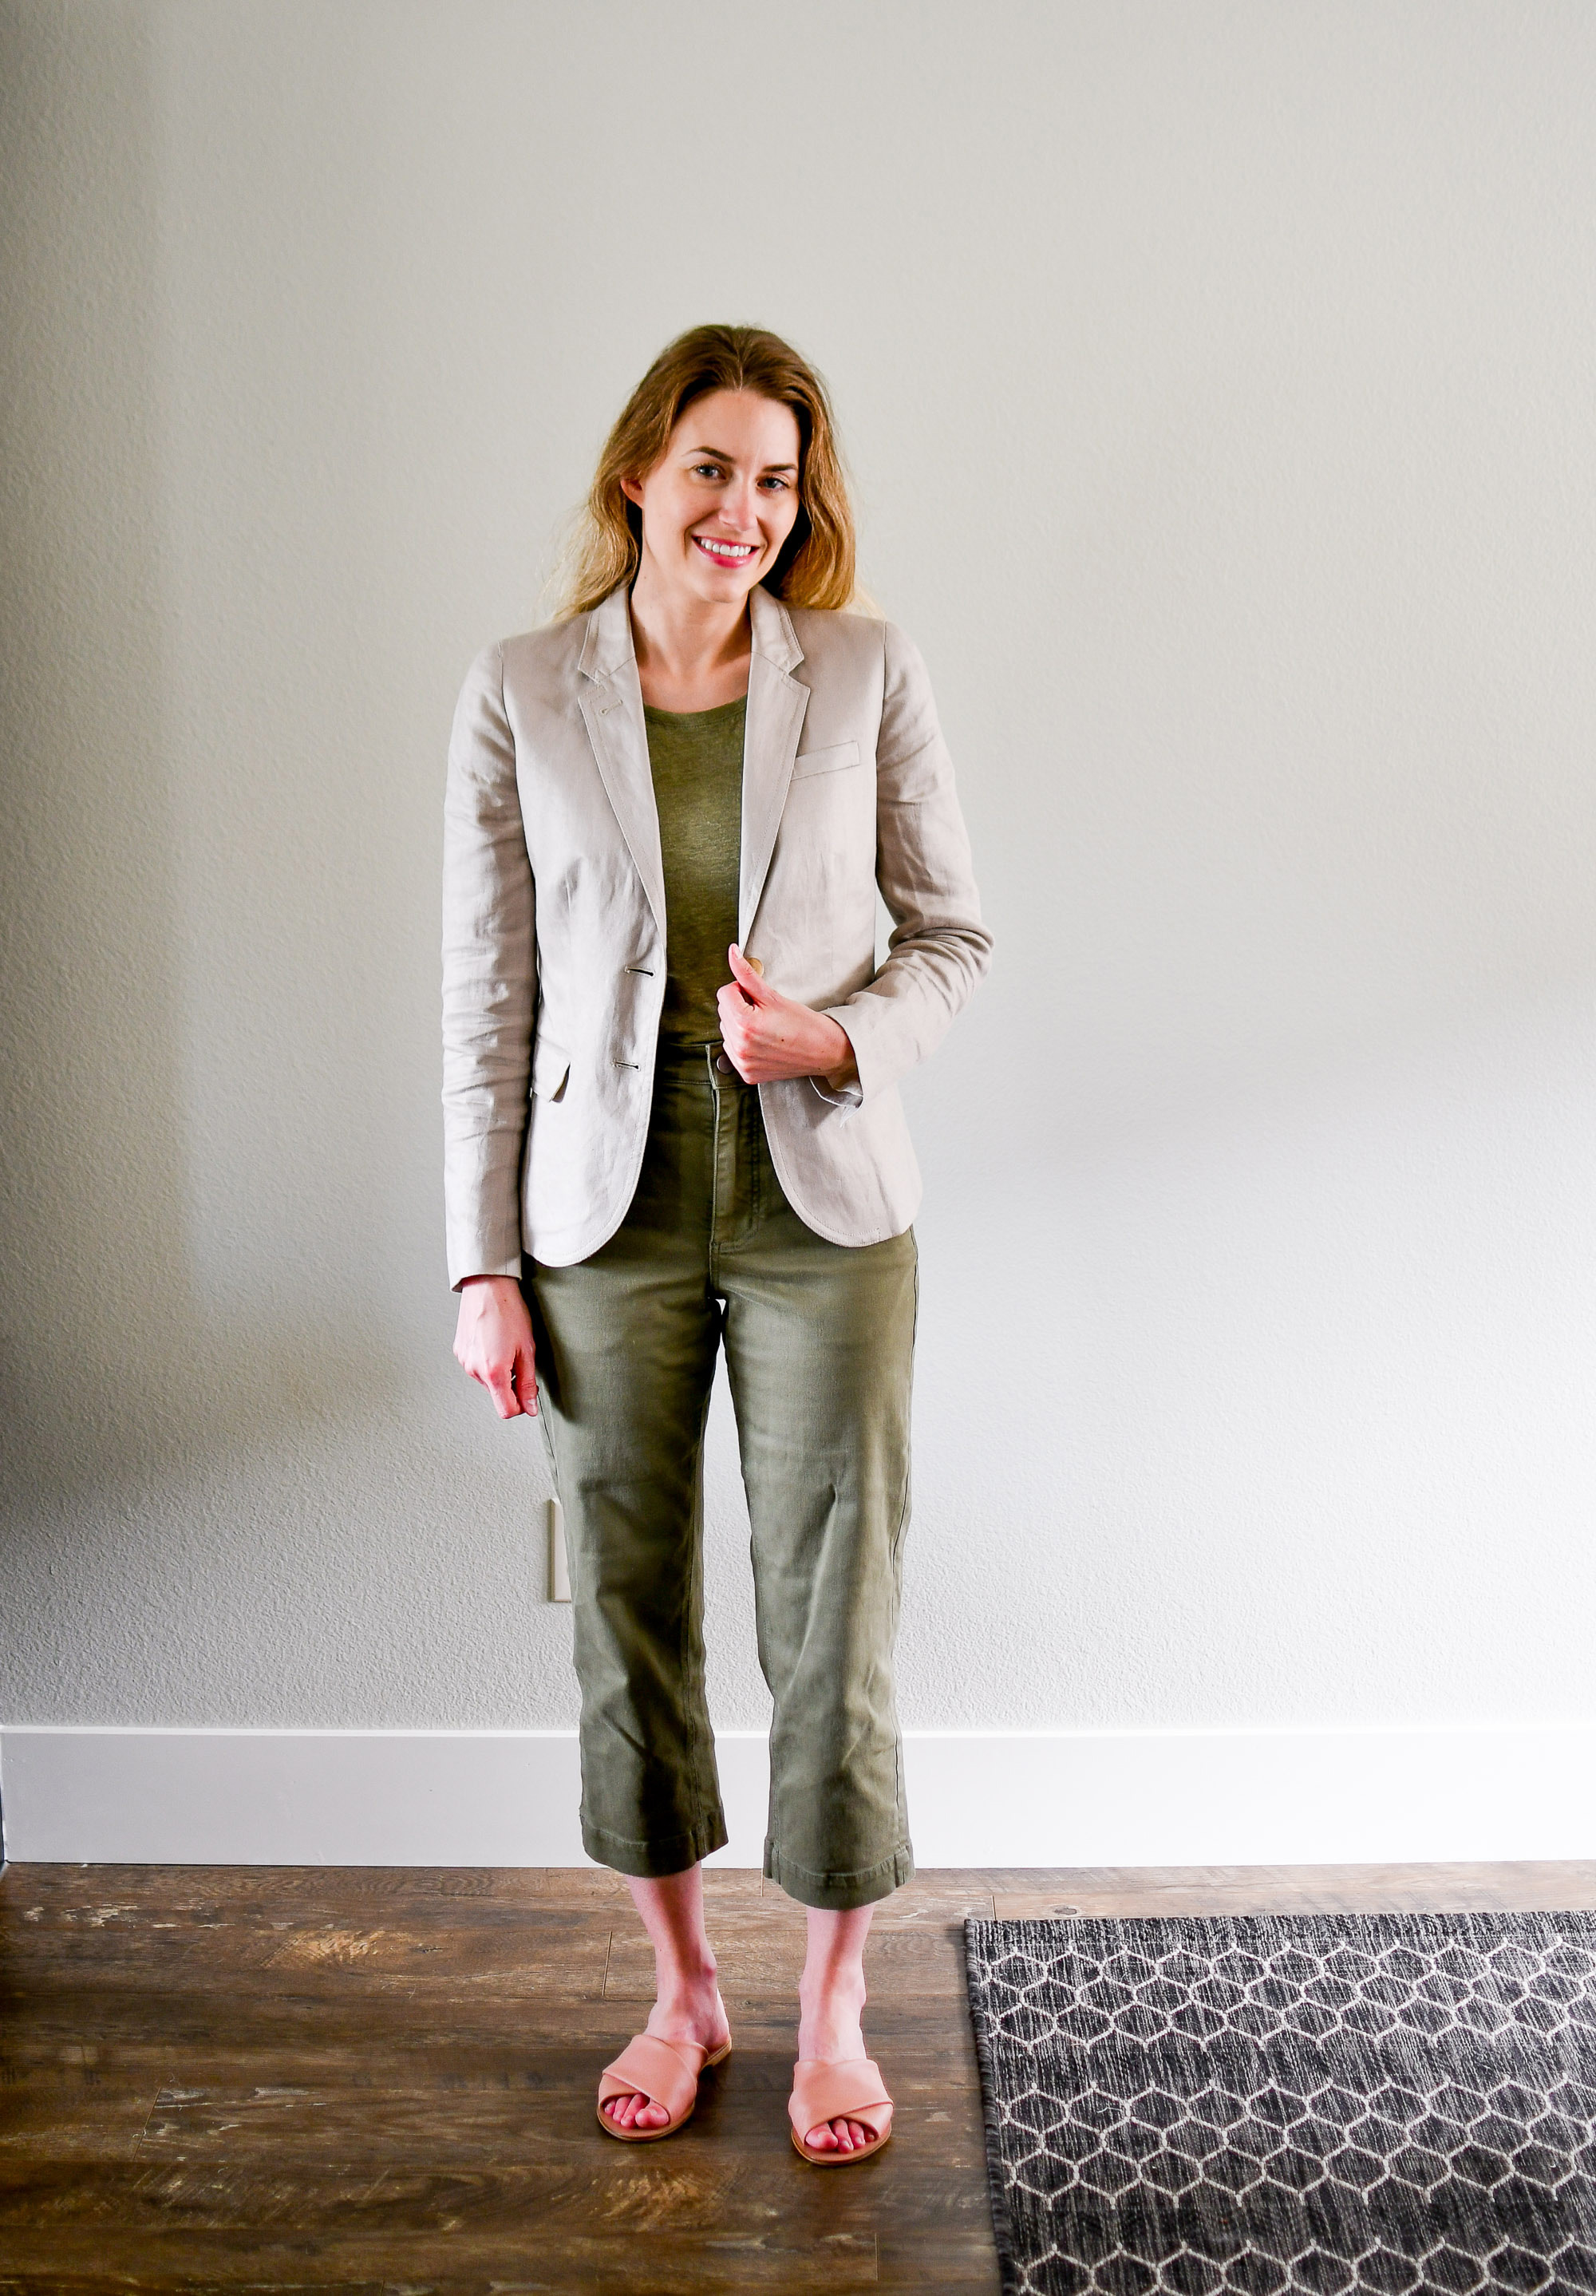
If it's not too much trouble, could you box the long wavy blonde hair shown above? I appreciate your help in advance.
[557,325,859,617]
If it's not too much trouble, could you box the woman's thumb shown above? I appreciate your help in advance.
[728,943,768,996]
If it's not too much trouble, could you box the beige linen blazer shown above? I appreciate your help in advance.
[441,581,992,1280]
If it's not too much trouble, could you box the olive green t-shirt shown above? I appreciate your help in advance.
[643,694,747,1044]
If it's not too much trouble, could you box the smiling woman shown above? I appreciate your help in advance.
[441,323,993,2166]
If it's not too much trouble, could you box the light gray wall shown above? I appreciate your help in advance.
[4,0,1594,1737]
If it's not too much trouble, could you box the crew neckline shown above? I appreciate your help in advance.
[642,694,749,722]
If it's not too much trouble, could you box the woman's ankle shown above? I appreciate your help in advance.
[799,1966,866,2016]
[797,1966,867,2060]
[654,1956,721,2013]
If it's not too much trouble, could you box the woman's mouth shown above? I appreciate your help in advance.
[692,535,758,567]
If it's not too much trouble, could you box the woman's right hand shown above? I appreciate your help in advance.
[453,1275,539,1419]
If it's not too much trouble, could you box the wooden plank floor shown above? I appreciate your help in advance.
[2,1859,1594,2294]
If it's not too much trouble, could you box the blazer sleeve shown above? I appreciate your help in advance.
[441,642,536,1287]
[820,619,994,1105]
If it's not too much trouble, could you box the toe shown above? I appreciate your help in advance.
[802,2114,879,2153]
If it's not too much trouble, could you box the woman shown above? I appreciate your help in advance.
[443,325,990,2163]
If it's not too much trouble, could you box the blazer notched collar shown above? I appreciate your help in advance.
[576,583,813,947]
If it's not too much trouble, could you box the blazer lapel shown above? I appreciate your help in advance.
[577,587,666,937]
[739,587,809,944]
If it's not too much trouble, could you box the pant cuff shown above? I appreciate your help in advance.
[582,1812,729,1878]
[763,1838,915,1910]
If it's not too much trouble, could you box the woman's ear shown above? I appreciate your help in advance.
[619,472,644,508]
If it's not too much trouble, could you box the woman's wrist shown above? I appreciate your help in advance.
[817,1016,858,1091]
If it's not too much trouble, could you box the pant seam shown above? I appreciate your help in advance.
[680,1372,717,1822]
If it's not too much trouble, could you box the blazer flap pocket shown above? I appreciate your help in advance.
[531,1037,570,1101]
[790,739,860,780]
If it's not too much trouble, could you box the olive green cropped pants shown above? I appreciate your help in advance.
[528,1041,918,1911]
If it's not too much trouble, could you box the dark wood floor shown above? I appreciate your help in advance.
[3,1859,1594,2293]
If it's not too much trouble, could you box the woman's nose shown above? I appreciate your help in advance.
[718,481,759,533]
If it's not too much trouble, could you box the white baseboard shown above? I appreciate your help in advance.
[2,1723,1591,1868]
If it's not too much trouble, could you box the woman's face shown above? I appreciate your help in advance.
[622,389,803,611]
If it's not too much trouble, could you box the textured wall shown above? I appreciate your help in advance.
[3,0,1594,1735]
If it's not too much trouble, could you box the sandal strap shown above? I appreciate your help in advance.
[598,2032,705,2120]
[788,2056,893,2139]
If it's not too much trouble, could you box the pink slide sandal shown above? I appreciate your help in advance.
[788,2056,895,2164]
[595,2031,732,2143]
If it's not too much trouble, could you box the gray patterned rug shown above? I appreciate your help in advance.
[964,1911,1596,2295]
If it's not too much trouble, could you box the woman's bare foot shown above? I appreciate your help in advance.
[600,1865,729,2133]
[796,1903,877,2156]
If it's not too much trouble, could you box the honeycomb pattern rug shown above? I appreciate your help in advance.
[963,1910,1596,2294]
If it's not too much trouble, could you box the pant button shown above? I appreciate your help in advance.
[714,1052,735,1075]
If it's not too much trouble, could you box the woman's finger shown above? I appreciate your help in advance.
[484,1361,522,1418]
[514,1337,539,1416]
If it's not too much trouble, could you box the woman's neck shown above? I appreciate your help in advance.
[628,563,753,713]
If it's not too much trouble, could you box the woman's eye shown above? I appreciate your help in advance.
[759,476,789,491]
[691,464,724,480]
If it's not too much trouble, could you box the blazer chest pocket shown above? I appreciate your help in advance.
[531,1037,570,1102]
[790,739,860,781]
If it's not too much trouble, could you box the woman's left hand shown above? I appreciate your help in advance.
[717,945,859,1089]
